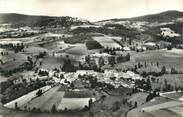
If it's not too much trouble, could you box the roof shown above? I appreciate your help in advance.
[123,47,131,51]
[144,42,156,46]
[91,53,111,57]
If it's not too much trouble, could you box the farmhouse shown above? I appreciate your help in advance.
[160,28,181,38]
[123,46,131,51]
[75,70,97,76]
[158,41,172,49]
[142,42,157,50]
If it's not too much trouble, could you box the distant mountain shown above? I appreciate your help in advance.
[97,10,183,23]
[131,10,183,22]
[0,11,182,44]
[0,13,91,27]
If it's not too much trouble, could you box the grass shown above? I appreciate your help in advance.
[132,49,183,71]
[168,106,183,116]
[93,36,122,49]
[20,85,61,112]
[151,108,180,117]
[127,97,172,117]
[64,44,88,56]
[85,40,103,50]
[64,90,93,98]
[40,57,64,70]
[141,101,181,112]
[24,46,49,55]
[0,75,8,83]
[128,92,149,106]
[57,98,95,110]
[151,74,183,91]
[0,51,27,70]
[42,91,65,111]
[161,92,183,100]
[116,49,183,72]
[4,85,51,109]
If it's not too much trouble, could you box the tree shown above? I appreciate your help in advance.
[171,67,177,74]
[108,56,116,67]
[110,77,116,81]
[88,98,93,108]
[15,102,18,110]
[161,66,166,74]
[70,82,75,89]
[134,101,138,108]
[144,61,147,67]
[126,53,130,61]
[36,89,43,97]
[85,55,90,64]
[51,104,57,112]
[98,57,105,67]
[145,78,151,91]
[62,58,76,72]
[0,59,3,65]
[167,44,172,50]
[138,62,141,68]
[112,101,121,112]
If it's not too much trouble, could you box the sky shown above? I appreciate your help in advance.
[0,0,183,21]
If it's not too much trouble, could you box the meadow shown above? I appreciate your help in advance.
[93,36,122,49]
[4,85,52,109]
[21,85,62,112]
[116,49,183,73]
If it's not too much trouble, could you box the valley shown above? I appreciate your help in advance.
[0,10,183,117]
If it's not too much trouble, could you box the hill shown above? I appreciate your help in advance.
[0,13,91,27]
[97,10,183,23]
[131,10,183,22]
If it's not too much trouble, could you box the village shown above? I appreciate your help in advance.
[1,11,183,117]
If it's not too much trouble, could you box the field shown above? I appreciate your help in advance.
[20,86,96,111]
[116,49,183,72]
[128,92,148,106]
[57,98,95,110]
[64,90,93,98]
[24,46,49,56]
[161,92,183,101]
[0,51,28,70]
[21,85,64,112]
[132,49,183,71]
[40,57,64,70]
[141,101,182,112]
[85,40,103,50]
[64,44,88,56]
[57,90,95,110]
[4,85,52,109]
[127,97,173,117]
[42,91,65,111]
[93,36,122,49]
[168,106,183,116]
[151,74,183,91]
[0,75,8,83]
[151,109,180,117]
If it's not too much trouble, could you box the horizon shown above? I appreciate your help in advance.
[0,0,183,21]
[0,10,182,22]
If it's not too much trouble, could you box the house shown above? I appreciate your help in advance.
[75,70,97,76]
[158,41,172,49]
[123,47,131,51]
[142,42,157,50]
